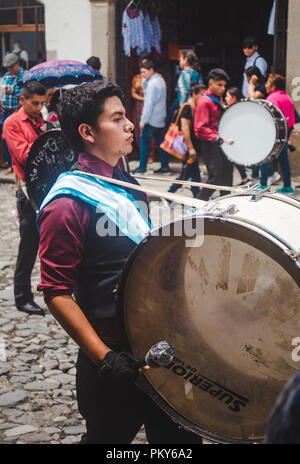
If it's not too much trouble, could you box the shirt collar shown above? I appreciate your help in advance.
[247,51,259,62]
[78,152,115,177]
[18,107,44,126]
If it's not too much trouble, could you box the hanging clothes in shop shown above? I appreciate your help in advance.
[122,7,145,57]
[122,5,162,57]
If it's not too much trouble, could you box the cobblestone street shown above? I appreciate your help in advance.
[0,162,299,444]
[0,183,149,444]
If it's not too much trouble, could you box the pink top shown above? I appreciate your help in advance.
[266,90,295,128]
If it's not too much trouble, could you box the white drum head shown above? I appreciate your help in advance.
[219,101,276,166]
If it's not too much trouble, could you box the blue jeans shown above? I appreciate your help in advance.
[139,124,169,170]
[260,129,291,187]
[1,110,14,168]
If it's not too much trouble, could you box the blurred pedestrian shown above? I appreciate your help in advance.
[133,60,169,174]
[194,68,233,201]
[86,56,101,72]
[265,370,300,444]
[225,87,250,186]
[2,81,47,316]
[246,66,268,99]
[242,36,268,98]
[259,74,295,194]
[168,83,206,199]
[0,53,25,174]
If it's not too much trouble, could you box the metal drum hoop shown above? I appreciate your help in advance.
[218,99,288,166]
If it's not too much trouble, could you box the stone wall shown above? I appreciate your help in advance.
[289,123,300,179]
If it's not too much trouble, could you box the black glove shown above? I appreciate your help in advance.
[96,351,142,384]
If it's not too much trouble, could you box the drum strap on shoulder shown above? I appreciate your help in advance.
[205,95,225,111]
[37,171,152,245]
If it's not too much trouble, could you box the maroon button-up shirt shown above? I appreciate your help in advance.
[37,152,128,341]
[194,89,222,143]
[37,152,119,303]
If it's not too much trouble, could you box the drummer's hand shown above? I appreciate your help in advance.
[96,351,147,385]
[250,75,258,86]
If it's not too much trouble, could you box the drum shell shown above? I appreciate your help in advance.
[116,193,300,443]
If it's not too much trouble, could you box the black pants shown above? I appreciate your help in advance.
[76,345,203,444]
[14,189,39,305]
[197,141,233,201]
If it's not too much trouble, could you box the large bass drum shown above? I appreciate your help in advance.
[116,192,300,443]
[218,99,288,166]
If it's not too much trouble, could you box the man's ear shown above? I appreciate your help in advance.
[19,95,25,105]
[78,123,95,145]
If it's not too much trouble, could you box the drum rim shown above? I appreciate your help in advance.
[218,98,288,166]
[116,215,300,444]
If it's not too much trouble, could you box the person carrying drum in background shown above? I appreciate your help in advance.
[194,68,233,201]
[258,74,295,195]
[37,81,202,444]
[167,82,206,201]
[225,87,251,186]
[2,81,47,316]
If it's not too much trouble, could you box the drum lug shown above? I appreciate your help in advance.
[207,203,238,217]
[250,190,263,202]
[285,249,300,268]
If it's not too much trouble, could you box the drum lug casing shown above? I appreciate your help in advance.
[250,189,265,202]
[207,203,238,217]
[285,249,300,268]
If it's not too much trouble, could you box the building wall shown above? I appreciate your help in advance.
[39,0,115,79]
[286,0,300,113]
[40,0,92,63]
[90,0,116,81]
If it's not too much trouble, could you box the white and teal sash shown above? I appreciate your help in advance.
[38,171,152,245]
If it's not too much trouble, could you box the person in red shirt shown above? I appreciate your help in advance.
[2,81,47,316]
[194,68,233,201]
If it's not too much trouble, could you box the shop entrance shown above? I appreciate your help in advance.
[116,0,288,101]
[0,0,46,72]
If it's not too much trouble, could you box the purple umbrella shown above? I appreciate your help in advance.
[21,60,103,88]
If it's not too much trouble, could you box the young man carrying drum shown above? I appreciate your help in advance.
[194,68,233,201]
[37,81,202,444]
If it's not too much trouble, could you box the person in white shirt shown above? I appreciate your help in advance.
[242,36,268,98]
[133,60,169,174]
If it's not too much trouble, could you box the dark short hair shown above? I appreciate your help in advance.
[86,56,101,71]
[190,82,206,95]
[140,59,155,71]
[245,66,263,81]
[48,88,65,113]
[267,73,286,91]
[208,68,229,83]
[243,36,258,48]
[22,81,46,99]
[57,81,124,152]
[227,87,243,101]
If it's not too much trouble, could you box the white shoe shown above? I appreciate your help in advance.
[267,171,281,186]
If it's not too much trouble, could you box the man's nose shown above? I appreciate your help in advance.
[125,119,134,131]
